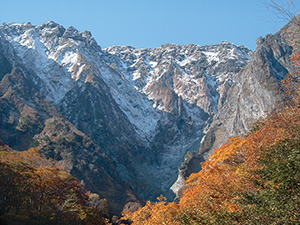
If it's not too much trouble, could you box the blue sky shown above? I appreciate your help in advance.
[0,0,299,50]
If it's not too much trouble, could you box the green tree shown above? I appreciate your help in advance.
[238,138,300,224]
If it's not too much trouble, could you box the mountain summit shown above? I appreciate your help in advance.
[0,19,296,213]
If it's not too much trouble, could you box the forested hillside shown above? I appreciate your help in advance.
[0,143,111,225]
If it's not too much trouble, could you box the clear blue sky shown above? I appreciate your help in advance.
[0,0,299,50]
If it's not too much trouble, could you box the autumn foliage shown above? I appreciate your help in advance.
[122,54,300,224]
[0,145,109,225]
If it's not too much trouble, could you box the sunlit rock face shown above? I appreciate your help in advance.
[200,21,298,159]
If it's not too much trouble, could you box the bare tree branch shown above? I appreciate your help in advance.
[264,0,300,26]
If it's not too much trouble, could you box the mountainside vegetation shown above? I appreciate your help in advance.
[0,55,143,215]
[122,52,300,224]
[0,143,111,225]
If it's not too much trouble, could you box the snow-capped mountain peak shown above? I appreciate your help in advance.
[2,20,293,207]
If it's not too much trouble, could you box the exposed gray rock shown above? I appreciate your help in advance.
[200,19,298,158]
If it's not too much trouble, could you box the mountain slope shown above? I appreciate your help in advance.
[0,21,252,202]
[0,37,142,214]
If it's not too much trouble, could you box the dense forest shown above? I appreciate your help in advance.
[0,145,111,225]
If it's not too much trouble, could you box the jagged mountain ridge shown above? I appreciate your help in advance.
[0,21,252,202]
[0,19,296,211]
[104,41,251,115]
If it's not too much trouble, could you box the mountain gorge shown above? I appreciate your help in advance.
[0,19,297,215]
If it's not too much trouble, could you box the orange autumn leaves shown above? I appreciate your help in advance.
[125,109,300,225]
[181,138,249,217]
[0,146,107,225]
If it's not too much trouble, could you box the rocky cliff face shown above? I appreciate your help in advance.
[200,20,298,158]
[0,19,297,211]
[103,42,251,195]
